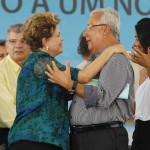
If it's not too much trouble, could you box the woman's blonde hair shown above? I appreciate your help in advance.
[23,12,60,51]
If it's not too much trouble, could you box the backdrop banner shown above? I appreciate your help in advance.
[0,0,150,66]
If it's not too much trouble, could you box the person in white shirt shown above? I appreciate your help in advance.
[129,18,150,150]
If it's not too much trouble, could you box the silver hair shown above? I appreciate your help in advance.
[90,8,120,40]
[6,24,23,39]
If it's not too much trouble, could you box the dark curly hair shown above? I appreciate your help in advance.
[77,32,90,57]
[23,12,60,51]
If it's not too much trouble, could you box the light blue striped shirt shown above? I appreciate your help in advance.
[70,49,134,125]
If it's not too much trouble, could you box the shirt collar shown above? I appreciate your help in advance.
[7,55,21,73]
[91,48,106,61]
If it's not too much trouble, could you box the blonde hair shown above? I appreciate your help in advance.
[23,12,60,51]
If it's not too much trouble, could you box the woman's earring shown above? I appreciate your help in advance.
[46,45,49,51]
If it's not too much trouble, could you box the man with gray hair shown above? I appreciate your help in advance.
[45,8,134,150]
[68,8,134,150]
[0,24,30,150]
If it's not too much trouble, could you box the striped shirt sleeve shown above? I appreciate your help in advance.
[84,54,131,108]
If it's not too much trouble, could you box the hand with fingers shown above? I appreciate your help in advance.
[109,44,129,58]
[129,47,150,77]
[45,61,73,89]
[129,47,150,67]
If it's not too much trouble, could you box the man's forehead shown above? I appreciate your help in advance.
[8,32,23,39]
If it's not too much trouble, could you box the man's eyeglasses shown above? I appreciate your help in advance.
[7,39,26,45]
[86,24,106,31]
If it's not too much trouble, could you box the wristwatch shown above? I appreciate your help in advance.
[67,81,78,94]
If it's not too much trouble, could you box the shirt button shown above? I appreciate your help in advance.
[74,101,76,103]
[70,116,72,119]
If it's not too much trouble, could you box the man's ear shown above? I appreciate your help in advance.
[103,25,111,36]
